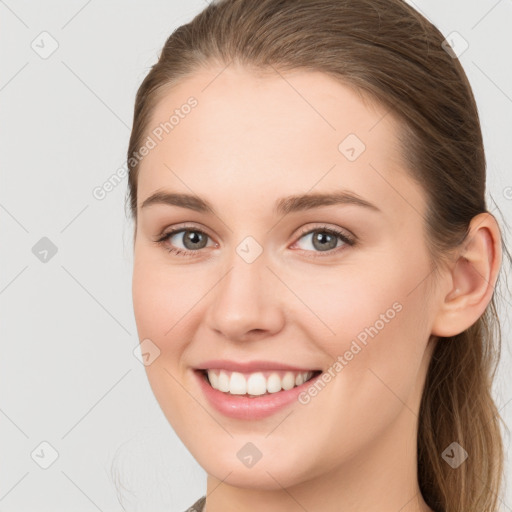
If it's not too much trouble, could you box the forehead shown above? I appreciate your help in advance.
[136,65,426,220]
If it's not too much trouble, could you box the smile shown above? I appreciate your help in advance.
[193,363,324,420]
[203,369,321,396]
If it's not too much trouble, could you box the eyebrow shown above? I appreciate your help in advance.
[140,190,381,215]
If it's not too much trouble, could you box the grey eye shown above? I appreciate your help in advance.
[296,230,343,252]
[170,230,210,250]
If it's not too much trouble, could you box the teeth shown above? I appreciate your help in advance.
[266,373,282,394]
[282,372,295,390]
[229,372,247,395]
[206,369,317,396]
[247,373,267,395]
[208,370,219,389]
[218,371,230,392]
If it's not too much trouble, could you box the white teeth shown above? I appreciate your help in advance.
[208,370,219,389]
[206,369,317,395]
[266,373,282,393]
[229,372,247,395]
[247,372,267,395]
[281,372,295,390]
[218,371,230,392]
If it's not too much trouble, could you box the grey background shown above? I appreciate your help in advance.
[0,0,511,511]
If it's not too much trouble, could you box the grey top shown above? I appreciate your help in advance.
[185,496,206,512]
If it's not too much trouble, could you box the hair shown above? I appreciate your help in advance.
[124,1,510,510]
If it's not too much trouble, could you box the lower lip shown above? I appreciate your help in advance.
[194,370,322,420]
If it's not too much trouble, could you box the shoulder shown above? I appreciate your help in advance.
[184,495,206,512]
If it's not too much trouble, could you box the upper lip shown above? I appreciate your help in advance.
[195,359,321,373]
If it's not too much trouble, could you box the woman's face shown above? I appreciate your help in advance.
[132,65,440,491]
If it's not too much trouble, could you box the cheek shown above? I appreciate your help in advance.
[131,250,214,409]
[291,254,428,350]
[132,249,203,345]
[291,249,432,402]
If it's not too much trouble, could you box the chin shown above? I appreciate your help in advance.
[189,439,320,491]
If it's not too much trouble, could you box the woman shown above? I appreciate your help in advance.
[126,0,508,510]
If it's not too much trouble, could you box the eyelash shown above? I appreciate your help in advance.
[153,224,356,259]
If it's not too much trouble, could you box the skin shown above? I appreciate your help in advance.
[131,64,501,512]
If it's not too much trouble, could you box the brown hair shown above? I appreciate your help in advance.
[125,1,509,510]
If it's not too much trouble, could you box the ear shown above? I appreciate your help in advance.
[431,212,502,337]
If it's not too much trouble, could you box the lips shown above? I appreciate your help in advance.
[193,360,323,419]
[196,360,322,395]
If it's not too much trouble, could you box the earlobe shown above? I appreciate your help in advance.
[431,213,502,337]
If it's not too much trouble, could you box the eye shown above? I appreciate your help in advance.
[153,225,216,257]
[153,224,356,258]
[291,225,356,258]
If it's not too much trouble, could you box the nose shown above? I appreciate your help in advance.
[204,248,285,343]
